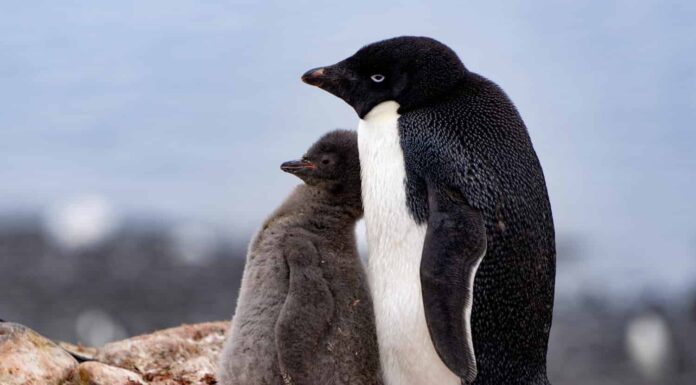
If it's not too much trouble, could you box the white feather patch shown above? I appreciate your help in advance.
[358,101,461,385]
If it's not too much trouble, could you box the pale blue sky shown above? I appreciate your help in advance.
[1,1,695,296]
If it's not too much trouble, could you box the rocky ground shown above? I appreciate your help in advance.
[3,313,696,385]
[1,218,695,384]
[0,321,228,385]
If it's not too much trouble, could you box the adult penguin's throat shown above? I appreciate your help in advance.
[361,100,400,121]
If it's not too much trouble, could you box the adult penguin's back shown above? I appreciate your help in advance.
[400,72,556,384]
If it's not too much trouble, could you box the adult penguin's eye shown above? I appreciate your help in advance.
[370,74,385,83]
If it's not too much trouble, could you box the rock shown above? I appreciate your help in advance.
[59,341,99,361]
[97,321,228,384]
[1,321,228,385]
[0,322,78,385]
[77,361,145,385]
[144,356,218,385]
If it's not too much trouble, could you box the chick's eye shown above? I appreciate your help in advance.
[321,158,331,165]
[370,74,385,83]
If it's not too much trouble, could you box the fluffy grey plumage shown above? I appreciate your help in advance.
[217,130,382,385]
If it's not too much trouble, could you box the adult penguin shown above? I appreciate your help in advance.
[302,36,556,385]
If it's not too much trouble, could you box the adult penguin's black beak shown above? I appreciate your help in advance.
[280,159,316,176]
[302,62,366,117]
[301,67,328,87]
[301,62,353,91]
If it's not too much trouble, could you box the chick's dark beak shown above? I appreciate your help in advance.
[280,159,316,175]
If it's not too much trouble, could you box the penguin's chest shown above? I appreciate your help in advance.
[358,101,459,385]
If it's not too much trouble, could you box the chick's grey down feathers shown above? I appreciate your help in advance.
[217,130,382,385]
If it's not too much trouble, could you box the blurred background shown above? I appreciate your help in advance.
[1,1,695,384]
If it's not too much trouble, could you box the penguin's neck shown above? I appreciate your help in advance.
[278,185,361,233]
[362,100,402,125]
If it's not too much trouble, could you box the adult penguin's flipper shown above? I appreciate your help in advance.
[421,184,487,385]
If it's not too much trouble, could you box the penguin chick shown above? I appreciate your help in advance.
[217,130,382,385]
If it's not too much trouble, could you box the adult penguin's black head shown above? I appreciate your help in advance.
[302,36,468,118]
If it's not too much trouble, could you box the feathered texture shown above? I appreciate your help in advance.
[217,130,382,385]
[400,71,556,385]
[304,36,555,385]
[303,36,468,118]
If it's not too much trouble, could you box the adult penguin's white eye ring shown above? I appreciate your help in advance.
[370,74,385,83]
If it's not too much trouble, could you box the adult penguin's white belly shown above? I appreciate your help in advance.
[358,101,460,385]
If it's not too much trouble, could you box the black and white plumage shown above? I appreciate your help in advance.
[217,130,382,385]
[303,37,556,385]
